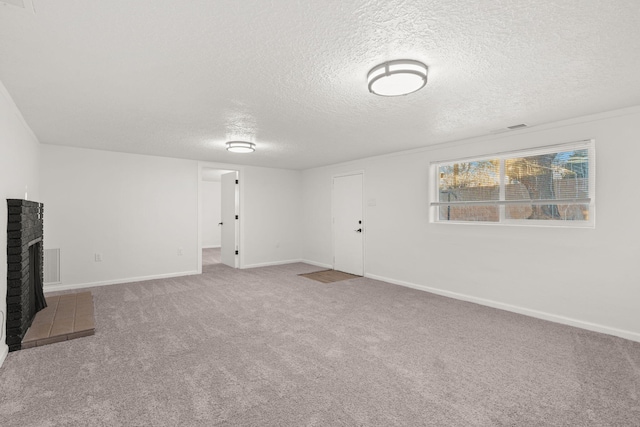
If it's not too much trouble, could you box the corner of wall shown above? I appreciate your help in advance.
[0,77,41,367]
[0,343,7,368]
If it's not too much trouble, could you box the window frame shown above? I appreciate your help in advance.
[430,139,596,228]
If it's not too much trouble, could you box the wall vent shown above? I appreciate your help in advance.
[44,248,61,284]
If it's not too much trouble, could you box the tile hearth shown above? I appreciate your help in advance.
[21,291,95,348]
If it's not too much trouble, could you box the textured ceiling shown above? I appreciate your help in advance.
[1,0,640,169]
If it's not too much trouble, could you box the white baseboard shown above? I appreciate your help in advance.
[242,259,332,270]
[365,273,640,343]
[299,259,333,269]
[0,343,8,369]
[242,259,306,269]
[44,270,200,293]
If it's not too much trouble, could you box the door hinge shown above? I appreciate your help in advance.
[235,179,238,184]
[235,215,238,220]
[235,250,239,255]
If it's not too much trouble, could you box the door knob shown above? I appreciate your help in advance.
[354,228,362,233]
[218,222,223,226]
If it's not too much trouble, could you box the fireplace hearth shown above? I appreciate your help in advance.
[6,199,46,351]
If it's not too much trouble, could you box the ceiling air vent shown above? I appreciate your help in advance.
[507,123,528,130]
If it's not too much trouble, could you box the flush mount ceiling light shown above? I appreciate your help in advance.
[226,141,255,153]
[367,59,428,96]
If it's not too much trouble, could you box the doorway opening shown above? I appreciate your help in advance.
[200,167,240,273]
[202,247,221,267]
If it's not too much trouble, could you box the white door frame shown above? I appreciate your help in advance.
[332,171,365,275]
[220,171,239,268]
[197,162,245,273]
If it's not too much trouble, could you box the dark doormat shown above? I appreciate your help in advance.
[299,269,361,283]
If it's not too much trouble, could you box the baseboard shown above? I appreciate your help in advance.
[242,259,332,270]
[44,270,200,292]
[242,259,305,269]
[299,259,333,269]
[0,343,8,369]
[365,273,640,343]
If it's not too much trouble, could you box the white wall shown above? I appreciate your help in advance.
[201,181,221,248]
[40,145,200,289]
[302,106,640,342]
[41,148,303,288]
[242,166,303,268]
[0,81,40,366]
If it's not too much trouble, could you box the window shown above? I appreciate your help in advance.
[431,140,595,227]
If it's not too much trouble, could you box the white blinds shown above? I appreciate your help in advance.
[431,140,595,226]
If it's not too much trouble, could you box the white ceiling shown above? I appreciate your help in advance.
[1,1,640,170]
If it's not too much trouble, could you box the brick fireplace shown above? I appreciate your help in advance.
[6,199,47,351]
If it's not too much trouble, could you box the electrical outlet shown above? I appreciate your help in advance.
[94,253,102,262]
[177,247,183,256]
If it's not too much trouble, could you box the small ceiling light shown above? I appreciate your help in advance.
[226,141,255,153]
[367,59,428,97]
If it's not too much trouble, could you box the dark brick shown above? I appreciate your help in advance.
[7,254,21,263]
[7,263,22,272]
[6,222,22,231]
[8,271,23,280]
[7,295,23,305]
[6,199,45,353]
[8,214,25,223]
[7,311,22,322]
[7,277,25,286]
[7,238,24,248]
[7,286,23,297]
[7,327,21,337]
[7,246,21,255]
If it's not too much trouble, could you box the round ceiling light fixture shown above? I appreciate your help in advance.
[367,59,428,97]
[226,141,255,153]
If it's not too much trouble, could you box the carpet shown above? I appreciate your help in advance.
[0,262,638,426]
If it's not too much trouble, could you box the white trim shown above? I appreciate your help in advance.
[197,162,245,273]
[242,259,306,269]
[202,245,221,249]
[300,259,333,269]
[304,105,640,174]
[429,139,591,166]
[432,139,595,227]
[43,270,199,293]
[365,273,640,343]
[243,259,334,269]
[431,198,591,207]
[0,344,7,369]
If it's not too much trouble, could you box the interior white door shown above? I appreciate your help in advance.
[221,171,238,268]
[333,173,363,275]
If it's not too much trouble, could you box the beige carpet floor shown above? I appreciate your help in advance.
[1,262,639,426]
[202,247,221,265]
